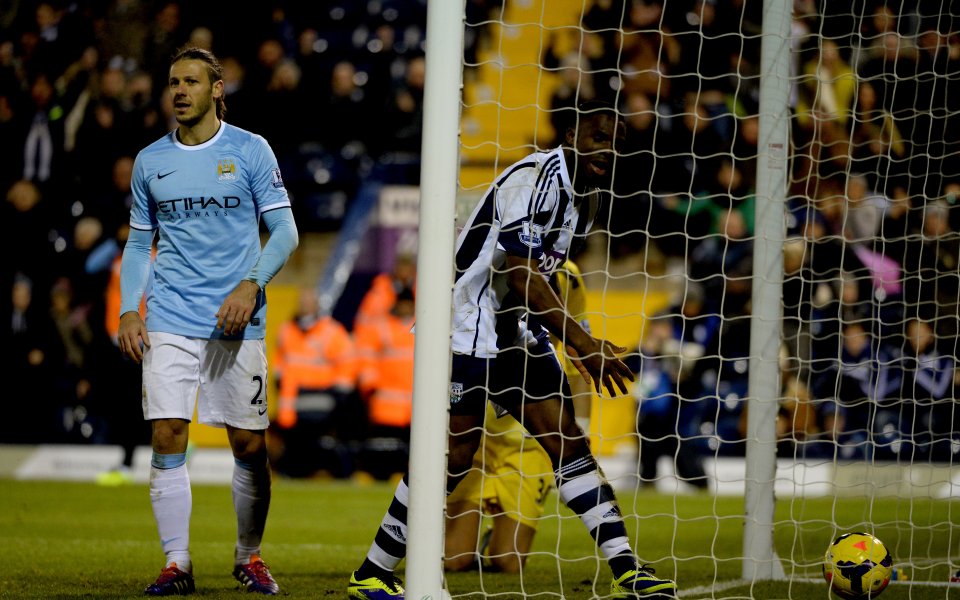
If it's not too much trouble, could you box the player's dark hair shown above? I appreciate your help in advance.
[171,46,227,120]
[575,100,619,124]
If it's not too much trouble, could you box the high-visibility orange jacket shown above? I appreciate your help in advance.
[273,316,357,427]
[355,274,416,329]
[106,253,148,343]
[354,314,415,428]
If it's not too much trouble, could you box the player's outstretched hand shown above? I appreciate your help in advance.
[577,338,635,396]
[217,280,261,336]
[117,311,150,363]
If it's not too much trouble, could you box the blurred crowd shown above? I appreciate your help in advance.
[3,0,960,470]
[0,0,461,445]
[591,0,960,469]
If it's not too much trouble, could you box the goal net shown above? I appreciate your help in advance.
[430,0,960,597]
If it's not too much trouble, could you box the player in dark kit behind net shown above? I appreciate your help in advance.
[347,102,678,599]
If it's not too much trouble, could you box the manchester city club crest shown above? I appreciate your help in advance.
[217,158,237,181]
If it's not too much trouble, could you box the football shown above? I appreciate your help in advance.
[823,532,893,599]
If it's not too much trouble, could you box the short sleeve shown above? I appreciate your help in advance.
[129,153,157,231]
[495,169,555,259]
[247,135,291,214]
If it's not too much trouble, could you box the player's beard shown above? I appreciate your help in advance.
[175,94,214,127]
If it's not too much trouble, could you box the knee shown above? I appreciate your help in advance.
[443,554,478,572]
[489,553,524,573]
[229,430,268,463]
[151,419,189,454]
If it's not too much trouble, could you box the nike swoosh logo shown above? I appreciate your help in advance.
[158,170,176,179]
[258,408,267,416]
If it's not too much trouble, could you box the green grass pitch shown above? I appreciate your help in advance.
[1,479,957,599]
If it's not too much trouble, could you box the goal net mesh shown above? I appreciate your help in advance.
[449,0,960,597]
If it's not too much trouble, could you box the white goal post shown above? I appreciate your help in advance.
[404,1,462,598]
[742,0,791,582]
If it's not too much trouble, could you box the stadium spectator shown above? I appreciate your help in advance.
[3,180,59,293]
[272,286,358,478]
[89,223,153,485]
[913,24,960,199]
[256,58,305,160]
[619,1,679,102]
[353,253,416,332]
[897,318,959,461]
[21,71,66,188]
[347,103,678,599]
[142,2,187,95]
[379,55,425,157]
[72,83,140,201]
[796,39,857,179]
[219,56,255,131]
[670,0,739,143]
[83,155,136,236]
[24,1,92,80]
[0,88,27,193]
[47,275,97,436]
[782,237,816,369]
[777,367,844,459]
[354,288,416,481]
[546,48,596,148]
[631,309,709,488]
[843,173,889,244]
[607,91,655,257]
[117,47,297,596]
[813,318,877,459]
[5,273,62,442]
[901,200,960,341]
[690,206,753,316]
[849,82,906,195]
[317,59,375,155]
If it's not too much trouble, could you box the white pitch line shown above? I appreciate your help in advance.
[677,577,960,598]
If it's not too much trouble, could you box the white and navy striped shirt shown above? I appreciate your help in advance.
[452,147,597,358]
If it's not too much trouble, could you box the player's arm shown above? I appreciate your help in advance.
[503,253,633,395]
[217,207,299,335]
[118,226,155,363]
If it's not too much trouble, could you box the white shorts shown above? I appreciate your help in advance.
[142,332,269,430]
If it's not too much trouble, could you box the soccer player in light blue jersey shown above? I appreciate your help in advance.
[118,47,298,597]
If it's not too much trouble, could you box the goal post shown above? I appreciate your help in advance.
[405,0,463,598]
[742,0,792,582]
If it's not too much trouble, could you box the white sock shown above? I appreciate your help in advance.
[150,463,192,572]
[233,459,271,565]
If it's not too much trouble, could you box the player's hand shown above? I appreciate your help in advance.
[578,338,635,396]
[217,280,261,336]
[117,311,150,363]
[564,344,593,388]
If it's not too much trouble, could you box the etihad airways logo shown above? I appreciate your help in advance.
[157,196,240,219]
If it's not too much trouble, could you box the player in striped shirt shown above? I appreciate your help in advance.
[348,102,678,599]
[118,47,298,596]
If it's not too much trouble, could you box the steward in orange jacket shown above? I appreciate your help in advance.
[273,288,357,429]
[353,288,415,429]
[354,254,416,331]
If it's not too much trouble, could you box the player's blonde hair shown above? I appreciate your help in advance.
[171,46,227,120]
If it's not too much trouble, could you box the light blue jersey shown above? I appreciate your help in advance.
[129,123,291,340]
